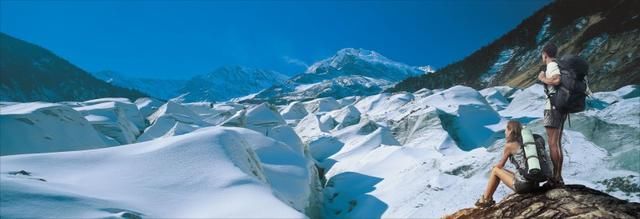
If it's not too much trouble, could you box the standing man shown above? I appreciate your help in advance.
[537,43,567,187]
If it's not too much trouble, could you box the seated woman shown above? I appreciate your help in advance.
[475,120,539,207]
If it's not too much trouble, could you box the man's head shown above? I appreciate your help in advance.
[541,43,557,64]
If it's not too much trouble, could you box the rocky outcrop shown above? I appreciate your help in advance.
[391,0,640,93]
[445,185,640,219]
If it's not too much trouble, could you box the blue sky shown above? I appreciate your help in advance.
[1,0,550,79]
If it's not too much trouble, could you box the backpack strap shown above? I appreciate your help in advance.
[585,77,593,97]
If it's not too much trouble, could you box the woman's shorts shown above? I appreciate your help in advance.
[514,178,539,194]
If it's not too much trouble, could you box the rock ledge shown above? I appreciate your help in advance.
[445,185,640,219]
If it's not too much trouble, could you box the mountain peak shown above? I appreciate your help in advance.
[214,65,253,73]
[419,65,436,74]
[208,65,287,80]
[335,48,388,62]
[251,48,431,104]
[306,48,411,74]
[180,65,288,102]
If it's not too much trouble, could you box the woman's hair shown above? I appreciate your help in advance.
[506,120,523,144]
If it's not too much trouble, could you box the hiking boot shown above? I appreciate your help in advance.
[474,195,495,208]
[543,177,565,189]
[557,176,565,185]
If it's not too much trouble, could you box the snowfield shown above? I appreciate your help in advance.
[0,127,308,218]
[1,84,638,218]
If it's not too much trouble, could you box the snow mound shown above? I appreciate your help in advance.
[327,105,361,130]
[183,102,216,117]
[596,97,640,128]
[318,114,338,131]
[588,85,639,110]
[220,103,321,213]
[423,86,502,150]
[137,116,201,142]
[295,114,330,142]
[354,92,414,121]
[390,106,458,153]
[337,96,359,107]
[147,101,203,125]
[482,86,520,100]
[500,84,546,122]
[328,119,401,167]
[303,97,341,114]
[224,103,304,155]
[203,103,245,125]
[137,101,209,142]
[83,98,146,130]
[0,102,108,155]
[280,101,309,121]
[74,101,141,145]
[243,103,286,132]
[479,86,513,111]
[307,135,344,162]
[0,126,308,218]
[83,97,132,105]
[134,97,164,119]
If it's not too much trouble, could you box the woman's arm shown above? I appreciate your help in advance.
[495,143,513,169]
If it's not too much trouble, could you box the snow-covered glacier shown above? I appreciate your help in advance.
[0,84,638,218]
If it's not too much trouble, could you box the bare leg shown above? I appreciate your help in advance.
[546,127,561,181]
[483,167,515,200]
[557,118,566,183]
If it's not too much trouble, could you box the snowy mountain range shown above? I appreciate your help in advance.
[250,48,427,104]
[1,83,638,218]
[91,49,427,104]
[179,65,289,102]
[1,32,428,104]
[91,71,187,101]
[92,66,288,102]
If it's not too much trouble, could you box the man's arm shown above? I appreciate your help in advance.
[538,71,561,86]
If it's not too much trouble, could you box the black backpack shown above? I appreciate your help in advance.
[518,128,553,182]
[549,55,589,113]
[533,133,553,182]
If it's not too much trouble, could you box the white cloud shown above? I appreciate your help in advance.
[283,56,309,68]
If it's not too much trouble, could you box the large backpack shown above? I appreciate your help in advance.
[519,128,553,182]
[549,55,589,113]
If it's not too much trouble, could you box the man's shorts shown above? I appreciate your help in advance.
[543,109,567,128]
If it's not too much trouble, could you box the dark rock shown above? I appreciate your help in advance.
[8,170,31,176]
[445,185,640,219]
